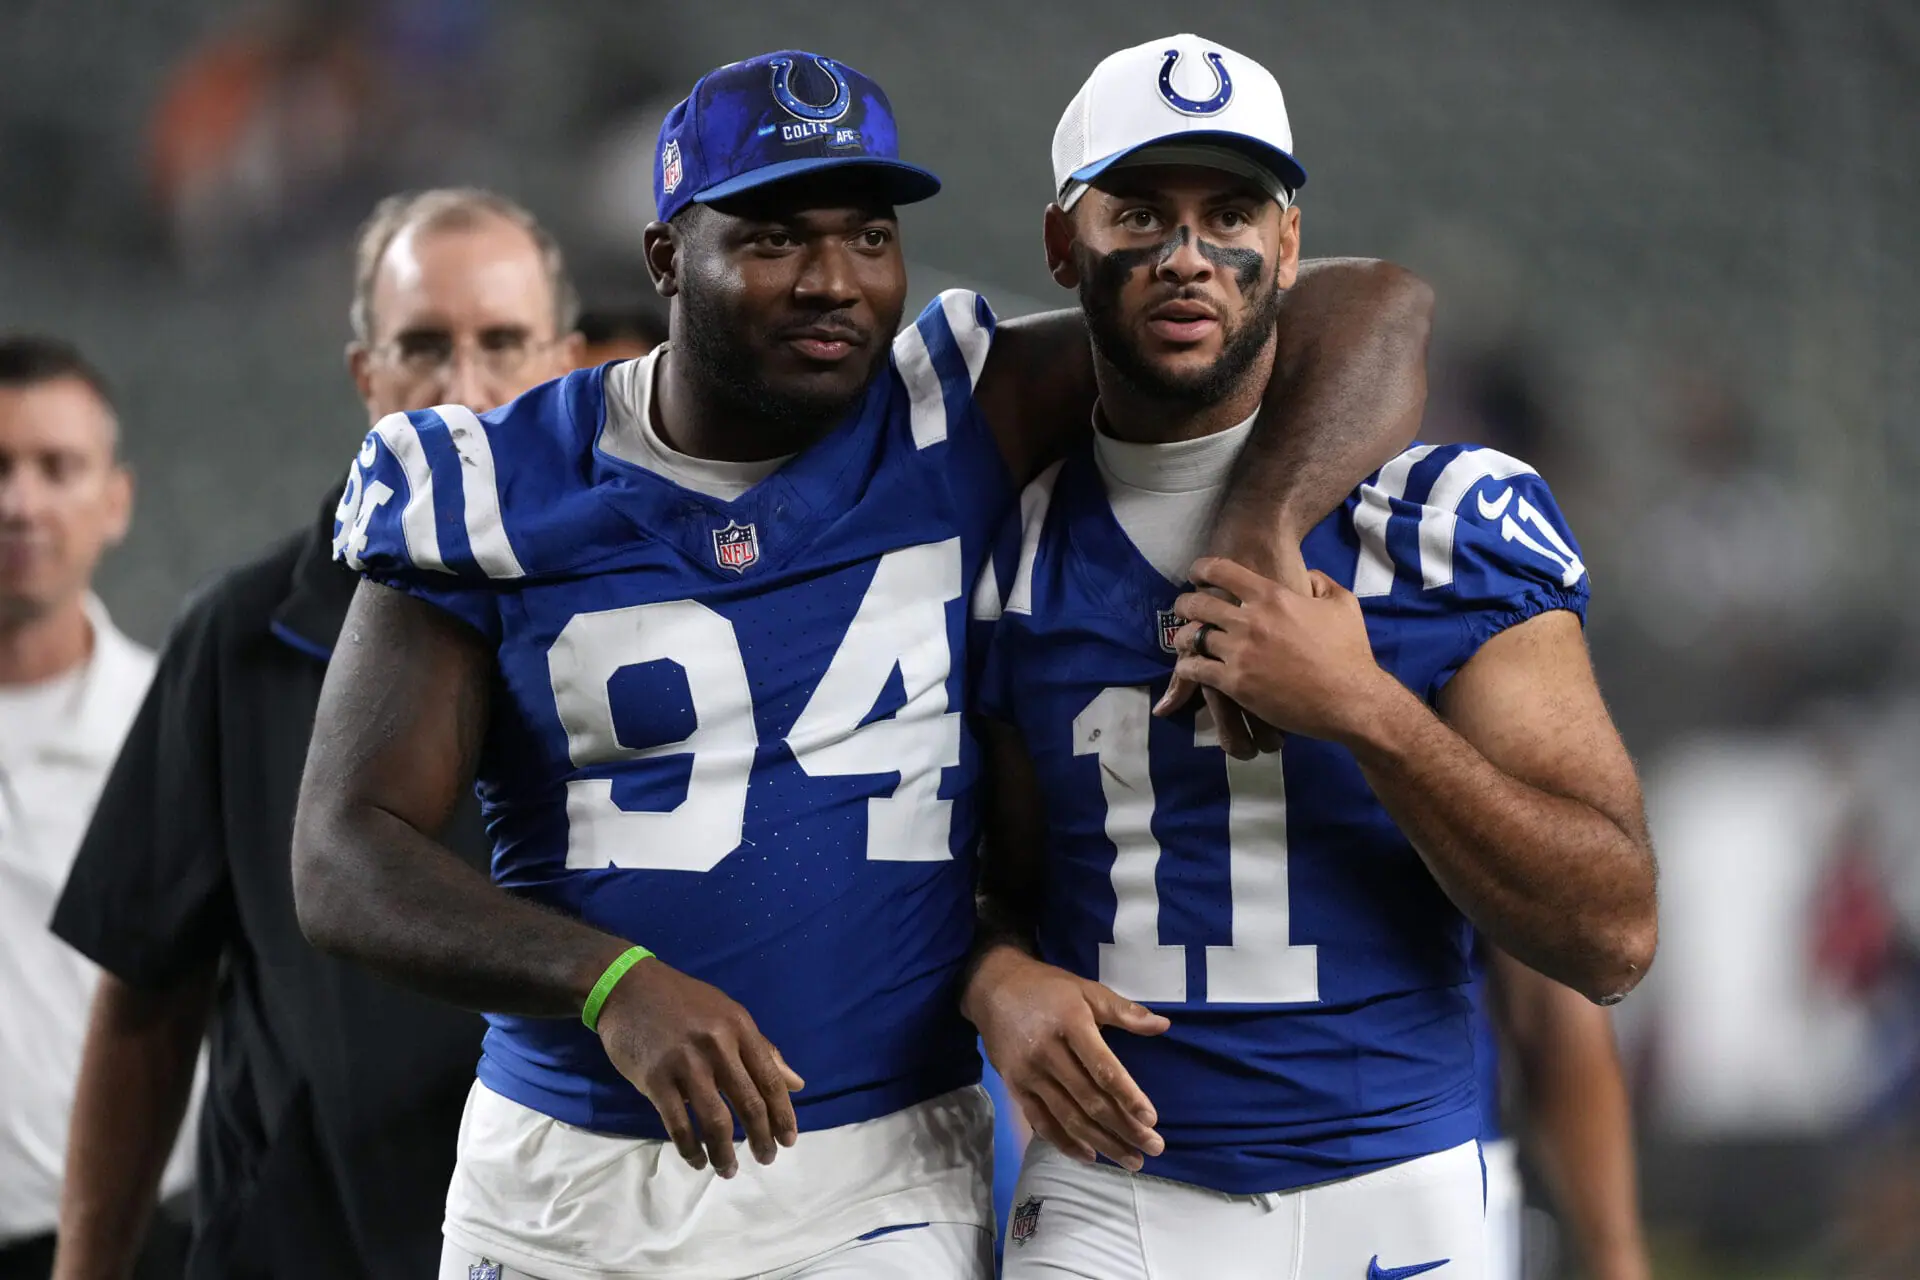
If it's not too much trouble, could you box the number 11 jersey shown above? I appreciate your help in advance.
[976,441,1591,1195]
[334,292,1011,1140]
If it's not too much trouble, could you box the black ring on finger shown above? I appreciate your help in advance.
[1193,622,1221,661]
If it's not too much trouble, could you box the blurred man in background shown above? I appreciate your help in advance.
[48,188,580,1280]
[0,338,196,1280]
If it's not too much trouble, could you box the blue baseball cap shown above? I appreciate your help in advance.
[653,51,942,224]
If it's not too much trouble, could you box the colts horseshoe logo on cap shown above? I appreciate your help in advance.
[769,55,853,122]
[1158,49,1233,116]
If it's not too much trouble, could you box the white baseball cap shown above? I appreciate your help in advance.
[1052,34,1305,211]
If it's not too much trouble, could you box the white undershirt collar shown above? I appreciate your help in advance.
[1091,405,1258,495]
[600,344,795,501]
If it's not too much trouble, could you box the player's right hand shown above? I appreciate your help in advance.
[593,958,805,1178]
[962,944,1171,1171]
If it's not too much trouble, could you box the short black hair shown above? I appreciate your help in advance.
[0,334,116,412]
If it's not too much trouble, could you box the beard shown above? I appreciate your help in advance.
[1075,243,1284,407]
[673,274,880,446]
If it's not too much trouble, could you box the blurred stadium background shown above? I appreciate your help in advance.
[2,1,1916,1276]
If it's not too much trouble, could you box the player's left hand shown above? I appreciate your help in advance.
[1168,557,1399,745]
[963,945,1170,1171]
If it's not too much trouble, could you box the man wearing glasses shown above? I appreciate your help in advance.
[49,189,581,1280]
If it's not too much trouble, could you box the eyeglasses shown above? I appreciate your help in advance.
[374,327,556,380]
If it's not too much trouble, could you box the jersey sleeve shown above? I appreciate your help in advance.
[331,402,528,642]
[969,515,1023,725]
[890,289,1017,543]
[1365,446,1591,701]
[968,461,1064,726]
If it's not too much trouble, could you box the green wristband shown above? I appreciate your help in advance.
[582,945,654,1032]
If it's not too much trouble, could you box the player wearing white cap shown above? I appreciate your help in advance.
[962,35,1657,1280]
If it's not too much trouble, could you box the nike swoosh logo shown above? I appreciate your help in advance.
[1476,486,1514,520]
[1368,1257,1450,1280]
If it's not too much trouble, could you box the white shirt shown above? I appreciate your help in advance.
[0,596,198,1240]
[1092,408,1257,583]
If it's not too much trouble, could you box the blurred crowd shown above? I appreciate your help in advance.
[1,1,1915,1278]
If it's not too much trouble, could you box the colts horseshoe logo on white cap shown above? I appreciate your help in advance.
[1158,49,1233,115]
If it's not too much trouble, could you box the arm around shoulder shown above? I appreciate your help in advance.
[1220,258,1433,556]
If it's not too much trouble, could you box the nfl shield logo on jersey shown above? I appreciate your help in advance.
[1156,608,1188,654]
[1010,1195,1045,1246]
[661,139,683,194]
[467,1262,501,1280]
[712,520,759,572]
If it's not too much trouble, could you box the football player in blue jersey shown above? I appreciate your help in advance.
[289,47,1435,1280]
[961,35,1659,1280]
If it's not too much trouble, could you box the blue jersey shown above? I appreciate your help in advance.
[335,292,1013,1139]
[977,441,1590,1195]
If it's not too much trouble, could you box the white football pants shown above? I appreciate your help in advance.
[440,1223,992,1280]
[1481,1137,1523,1280]
[1001,1137,1487,1280]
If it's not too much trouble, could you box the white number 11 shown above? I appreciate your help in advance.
[1073,686,1319,1006]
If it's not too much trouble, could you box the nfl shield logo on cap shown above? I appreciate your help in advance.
[661,139,683,195]
[712,521,759,572]
[467,1262,501,1280]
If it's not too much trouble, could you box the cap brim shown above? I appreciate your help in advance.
[694,155,943,209]
[1070,130,1307,194]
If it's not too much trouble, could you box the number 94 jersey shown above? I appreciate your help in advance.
[976,442,1590,1196]
[333,292,1012,1140]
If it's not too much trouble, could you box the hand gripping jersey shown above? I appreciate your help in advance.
[977,441,1590,1195]
[333,292,1012,1139]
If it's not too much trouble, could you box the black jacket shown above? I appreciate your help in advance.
[54,489,489,1280]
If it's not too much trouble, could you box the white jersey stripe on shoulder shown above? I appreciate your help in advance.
[433,403,525,580]
[939,290,991,390]
[890,321,947,450]
[1418,448,1539,589]
[969,555,1002,623]
[370,412,446,573]
[1351,444,1437,598]
[1006,461,1065,617]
